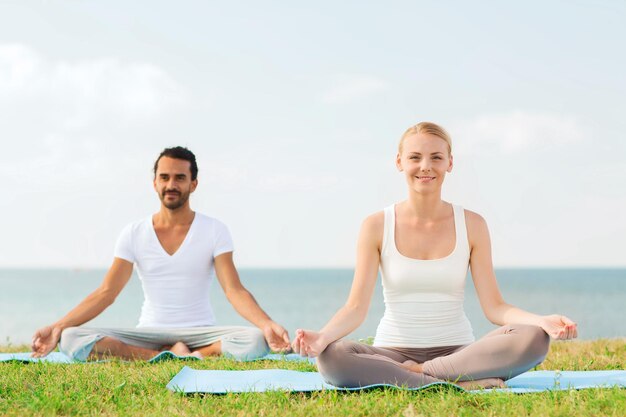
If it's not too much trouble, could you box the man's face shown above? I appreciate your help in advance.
[153,157,198,210]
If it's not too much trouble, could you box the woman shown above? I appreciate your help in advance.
[292,122,577,389]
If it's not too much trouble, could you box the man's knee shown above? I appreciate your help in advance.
[244,328,269,359]
[58,327,81,354]
[222,327,269,361]
[59,327,102,361]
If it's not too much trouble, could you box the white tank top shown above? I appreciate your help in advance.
[373,204,475,348]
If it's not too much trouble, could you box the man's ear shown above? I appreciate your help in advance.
[190,179,198,193]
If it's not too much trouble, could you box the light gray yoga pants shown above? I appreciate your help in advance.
[59,326,269,362]
[317,324,550,388]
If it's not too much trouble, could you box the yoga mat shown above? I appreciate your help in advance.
[0,352,77,364]
[0,351,313,364]
[502,370,626,392]
[0,351,198,364]
[166,367,626,394]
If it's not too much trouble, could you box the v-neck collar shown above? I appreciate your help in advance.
[150,212,197,258]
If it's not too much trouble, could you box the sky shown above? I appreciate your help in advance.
[0,1,624,268]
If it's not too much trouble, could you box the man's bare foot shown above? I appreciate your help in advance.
[165,341,192,357]
[190,350,204,360]
[456,378,506,390]
[400,360,423,373]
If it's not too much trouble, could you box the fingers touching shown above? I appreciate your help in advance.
[554,323,578,340]
[291,329,307,355]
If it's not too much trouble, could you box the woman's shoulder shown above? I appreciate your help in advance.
[358,210,385,248]
[461,208,490,241]
[461,208,486,225]
[362,210,385,230]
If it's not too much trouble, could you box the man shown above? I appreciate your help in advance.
[31,147,290,361]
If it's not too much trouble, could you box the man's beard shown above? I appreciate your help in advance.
[160,189,190,210]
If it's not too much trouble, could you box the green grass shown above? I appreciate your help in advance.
[1,339,625,416]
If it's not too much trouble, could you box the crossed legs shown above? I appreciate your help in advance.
[89,338,215,360]
[59,326,268,361]
[317,324,550,389]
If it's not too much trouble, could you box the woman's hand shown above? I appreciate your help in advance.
[291,329,329,358]
[539,314,578,340]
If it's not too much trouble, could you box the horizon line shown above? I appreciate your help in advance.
[1,265,626,271]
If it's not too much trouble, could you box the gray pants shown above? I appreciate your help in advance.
[317,324,550,388]
[59,325,269,362]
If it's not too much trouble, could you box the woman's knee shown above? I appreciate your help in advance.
[317,340,351,386]
[318,339,358,367]
[317,339,367,386]
[514,324,550,363]
[526,325,550,360]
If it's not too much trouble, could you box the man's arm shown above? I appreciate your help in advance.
[31,258,133,357]
[214,252,290,352]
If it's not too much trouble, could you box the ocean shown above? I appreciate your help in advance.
[1,268,625,346]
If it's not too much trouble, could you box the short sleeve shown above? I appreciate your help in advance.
[213,221,234,258]
[113,223,136,263]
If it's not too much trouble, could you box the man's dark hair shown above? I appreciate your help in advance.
[153,146,198,180]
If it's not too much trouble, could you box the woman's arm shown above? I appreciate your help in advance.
[467,211,577,340]
[293,212,383,357]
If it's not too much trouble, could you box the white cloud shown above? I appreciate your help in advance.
[452,111,585,155]
[320,74,389,104]
[0,43,188,185]
[0,43,187,129]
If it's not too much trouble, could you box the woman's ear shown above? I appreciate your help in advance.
[396,153,403,172]
[447,154,454,173]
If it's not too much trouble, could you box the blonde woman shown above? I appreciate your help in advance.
[292,122,577,389]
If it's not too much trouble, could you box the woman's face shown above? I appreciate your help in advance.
[396,133,453,194]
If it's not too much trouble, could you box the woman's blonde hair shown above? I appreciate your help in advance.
[398,122,452,155]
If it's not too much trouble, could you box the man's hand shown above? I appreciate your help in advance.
[31,325,62,358]
[539,314,578,340]
[262,321,291,353]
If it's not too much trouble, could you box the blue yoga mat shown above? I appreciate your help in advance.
[166,367,626,394]
[0,351,201,363]
[0,352,77,364]
[0,352,313,364]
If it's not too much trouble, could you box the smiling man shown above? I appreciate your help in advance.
[31,146,290,361]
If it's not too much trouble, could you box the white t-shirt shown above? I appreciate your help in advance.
[113,213,234,328]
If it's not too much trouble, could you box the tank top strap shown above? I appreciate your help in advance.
[381,205,395,255]
[452,204,470,254]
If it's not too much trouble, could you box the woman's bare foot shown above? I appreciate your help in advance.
[398,359,505,389]
[456,378,506,390]
[400,360,424,373]
[165,341,192,357]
